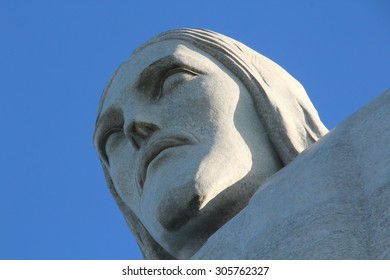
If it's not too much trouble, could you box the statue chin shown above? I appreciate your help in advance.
[156,182,203,232]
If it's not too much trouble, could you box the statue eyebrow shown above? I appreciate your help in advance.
[135,55,189,98]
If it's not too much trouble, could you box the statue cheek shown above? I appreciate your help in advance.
[109,146,140,212]
[159,78,238,134]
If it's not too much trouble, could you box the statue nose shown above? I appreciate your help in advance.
[126,121,159,150]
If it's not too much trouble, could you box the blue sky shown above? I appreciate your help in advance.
[1,0,389,260]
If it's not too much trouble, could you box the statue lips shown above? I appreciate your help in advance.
[136,130,198,190]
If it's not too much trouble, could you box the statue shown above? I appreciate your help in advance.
[93,29,390,259]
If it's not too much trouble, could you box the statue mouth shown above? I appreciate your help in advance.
[136,130,198,191]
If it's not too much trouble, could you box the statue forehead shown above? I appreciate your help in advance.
[99,40,212,113]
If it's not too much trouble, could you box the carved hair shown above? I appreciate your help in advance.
[95,28,328,259]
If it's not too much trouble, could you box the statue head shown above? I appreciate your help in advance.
[93,29,328,259]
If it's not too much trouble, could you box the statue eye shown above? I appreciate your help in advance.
[101,128,124,165]
[160,68,198,95]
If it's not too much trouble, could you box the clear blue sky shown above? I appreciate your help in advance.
[1,0,389,260]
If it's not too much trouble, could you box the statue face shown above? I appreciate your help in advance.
[94,40,282,258]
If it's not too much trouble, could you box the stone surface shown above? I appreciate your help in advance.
[193,89,390,259]
[93,28,389,259]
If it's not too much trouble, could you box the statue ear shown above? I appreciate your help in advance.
[102,163,175,259]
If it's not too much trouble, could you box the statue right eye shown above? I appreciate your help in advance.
[160,68,199,96]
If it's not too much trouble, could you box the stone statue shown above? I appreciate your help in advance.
[93,29,390,259]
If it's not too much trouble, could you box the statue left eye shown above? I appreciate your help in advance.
[102,128,124,165]
[160,68,198,96]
